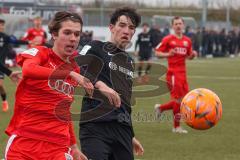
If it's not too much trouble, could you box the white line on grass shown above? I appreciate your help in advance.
[188,75,240,80]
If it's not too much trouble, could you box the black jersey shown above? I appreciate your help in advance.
[135,32,152,54]
[0,32,28,63]
[78,40,134,126]
[0,32,11,63]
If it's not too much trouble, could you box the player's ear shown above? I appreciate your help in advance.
[133,28,136,34]
[52,32,57,40]
[109,24,115,33]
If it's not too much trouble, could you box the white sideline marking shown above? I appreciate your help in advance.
[188,75,240,80]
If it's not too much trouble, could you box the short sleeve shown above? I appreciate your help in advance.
[155,36,169,53]
[17,46,48,67]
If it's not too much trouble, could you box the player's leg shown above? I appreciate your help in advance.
[137,56,144,83]
[142,58,151,83]
[144,52,152,75]
[0,73,8,112]
[171,73,189,133]
[79,123,112,160]
[112,142,134,160]
[154,71,175,116]
[81,137,111,160]
[44,143,72,160]
[5,135,36,160]
[111,124,134,160]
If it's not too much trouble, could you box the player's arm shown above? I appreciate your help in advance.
[155,37,174,58]
[187,50,197,60]
[95,80,121,108]
[134,34,140,54]
[7,35,29,45]
[155,48,175,58]
[78,42,121,107]
[134,35,140,52]
[69,123,88,160]
[21,54,94,96]
[19,48,94,96]
[132,137,144,156]
[22,58,71,79]
[0,62,12,77]
[21,29,31,41]
[186,40,197,60]
[0,61,21,83]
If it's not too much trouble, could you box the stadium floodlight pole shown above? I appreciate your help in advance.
[226,0,231,32]
[201,0,208,28]
[100,0,104,26]
[169,0,172,16]
[0,0,4,14]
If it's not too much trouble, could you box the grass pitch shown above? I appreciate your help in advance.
[1,57,240,160]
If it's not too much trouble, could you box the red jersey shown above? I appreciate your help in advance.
[6,46,79,146]
[22,28,47,48]
[155,34,192,72]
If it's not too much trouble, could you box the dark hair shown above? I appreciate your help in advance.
[142,22,149,27]
[48,11,83,34]
[171,16,184,25]
[110,7,141,28]
[0,19,5,24]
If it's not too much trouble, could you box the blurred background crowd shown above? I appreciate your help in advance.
[1,0,240,67]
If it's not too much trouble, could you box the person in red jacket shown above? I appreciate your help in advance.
[5,11,93,160]
[22,16,47,48]
[154,16,197,133]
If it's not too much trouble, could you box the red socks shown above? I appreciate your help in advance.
[160,100,181,128]
[173,102,181,128]
[160,100,175,111]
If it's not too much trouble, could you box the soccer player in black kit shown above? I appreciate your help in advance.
[135,22,153,83]
[0,19,27,111]
[78,7,144,160]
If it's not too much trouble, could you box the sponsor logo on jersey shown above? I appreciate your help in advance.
[171,41,176,45]
[109,62,118,70]
[174,47,187,55]
[22,48,39,56]
[109,62,133,78]
[79,45,91,55]
[183,41,188,47]
[107,52,114,56]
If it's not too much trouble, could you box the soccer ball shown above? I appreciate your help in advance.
[180,88,222,130]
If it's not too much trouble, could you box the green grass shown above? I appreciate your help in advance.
[1,57,240,159]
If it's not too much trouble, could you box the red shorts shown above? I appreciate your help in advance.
[166,71,189,99]
[5,135,73,160]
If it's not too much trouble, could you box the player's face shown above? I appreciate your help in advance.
[143,25,148,33]
[33,18,42,28]
[52,20,81,59]
[109,15,136,49]
[172,18,184,36]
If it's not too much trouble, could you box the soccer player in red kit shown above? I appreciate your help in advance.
[5,11,93,160]
[154,16,197,133]
[22,16,47,48]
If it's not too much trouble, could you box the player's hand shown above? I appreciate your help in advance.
[188,50,198,60]
[70,71,94,97]
[9,71,22,84]
[168,49,175,57]
[95,81,121,108]
[70,144,88,160]
[132,137,144,156]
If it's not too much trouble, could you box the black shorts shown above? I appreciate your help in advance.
[139,52,152,61]
[0,71,5,79]
[79,121,134,160]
